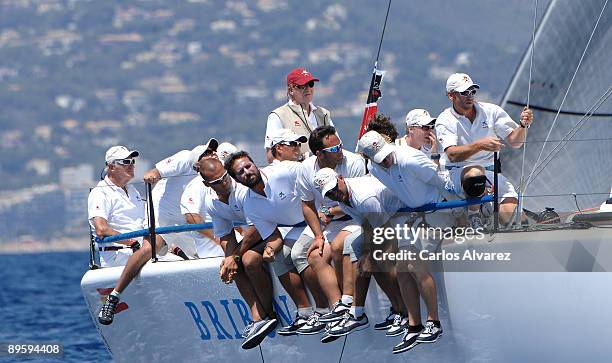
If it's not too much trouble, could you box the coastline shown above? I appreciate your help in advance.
[0,238,89,255]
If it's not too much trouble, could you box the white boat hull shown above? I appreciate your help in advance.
[81,225,612,362]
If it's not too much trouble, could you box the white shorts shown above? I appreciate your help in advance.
[449,168,518,201]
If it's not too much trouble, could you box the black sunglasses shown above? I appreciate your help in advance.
[112,159,135,165]
[295,81,315,90]
[279,141,300,147]
[458,89,477,97]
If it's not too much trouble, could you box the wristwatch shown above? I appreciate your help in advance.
[320,206,333,218]
[430,153,441,160]
[232,255,241,262]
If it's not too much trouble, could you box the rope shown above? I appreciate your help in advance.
[517,0,539,225]
[524,0,610,195]
[375,0,392,63]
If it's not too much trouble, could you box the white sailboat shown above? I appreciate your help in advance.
[81,0,612,361]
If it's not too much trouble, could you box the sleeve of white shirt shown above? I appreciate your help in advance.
[493,105,519,139]
[155,150,194,178]
[180,178,203,215]
[88,188,110,220]
[435,116,459,151]
[428,172,459,199]
[361,196,390,228]
[265,112,283,149]
[206,205,234,238]
[405,152,437,184]
[346,153,367,177]
[297,163,315,202]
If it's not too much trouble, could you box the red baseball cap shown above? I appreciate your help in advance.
[287,67,319,86]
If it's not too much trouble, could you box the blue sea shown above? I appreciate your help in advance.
[0,251,112,362]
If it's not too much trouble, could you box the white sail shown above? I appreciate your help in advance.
[500,0,612,213]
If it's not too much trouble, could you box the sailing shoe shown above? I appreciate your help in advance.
[468,212,486,230]
[241,321,254,338]
[374,308,400,330]
[98,294,120,325]
[321,319,344,343]
[392,324,424,354]
[386,315,408,337]
[277,313,309,336]
[241,318,278,350]
[319,301,350,323]
[416,320,443,343]
[328,313,369,337]
[296,312,326,335]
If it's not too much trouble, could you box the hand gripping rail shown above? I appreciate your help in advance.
[96,196,493,244]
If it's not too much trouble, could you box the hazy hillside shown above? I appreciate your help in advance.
[0,0,550,243]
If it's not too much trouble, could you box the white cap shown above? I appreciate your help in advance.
[189,138,219,166]
[357,131,394,164]
[405,109,436,128]
[313,167,339,197]
[217,142,238,163]
[446,73,480,93]
[105,146,139,163]
[270,128,308,148]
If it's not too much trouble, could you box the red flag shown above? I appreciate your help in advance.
[357,67,385,139]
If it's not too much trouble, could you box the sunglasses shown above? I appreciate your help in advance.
[295,81,315,90]
[279,141,300,147]
[204,171,228,185]
[420,125,434,131]
[112,159,136,165]
[458,89,477,97]
[321,143,343,153]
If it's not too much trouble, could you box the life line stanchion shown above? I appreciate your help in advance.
[88,188,98,269]
[146,182,158,262]
[493,152,500,231]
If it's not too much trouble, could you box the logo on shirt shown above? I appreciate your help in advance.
[397,174,403,183]
[233,204,241,211]
[294,120,301,127]
[278,191,287,200]
[136,195,143,202]
[481,120,488,128]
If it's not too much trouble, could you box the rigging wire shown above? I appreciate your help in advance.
[517,0,539,224]
[524,0,610,195]
[525,87,612,185]
[375,0,393,66]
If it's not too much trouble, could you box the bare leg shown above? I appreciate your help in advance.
[413,270,438,321]
[301,265,330,308]
[342,256,354,297]
[499,197,518,225]
[352,262,371,307]
[232,268,264,321]
[114,236,165,293]
[396,270,422,326]
[330,234,345,292]
[278,269,311,309]
[241,250,274,317]
[307,243,341,306]
[372,269,407,316]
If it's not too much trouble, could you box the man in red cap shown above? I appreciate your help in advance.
[264,67,334,163]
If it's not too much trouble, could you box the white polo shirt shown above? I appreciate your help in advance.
[204,180,249,239]
[88,176,146,235]
[180,176,211,221]
[297,150,366,210]
[340,176,405,228]
[435,102,518,167]
[264,100,335,149]
[242,161,305,240]
[370,146,450,209]
[153,149,199,222]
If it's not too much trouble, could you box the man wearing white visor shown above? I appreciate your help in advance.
[144,138,219,258]
[435,73,534,227]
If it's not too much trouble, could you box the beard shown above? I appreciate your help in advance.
[241,171,261,188]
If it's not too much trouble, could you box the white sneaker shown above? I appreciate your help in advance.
[416,321,443,343]
[386,315,407,337]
